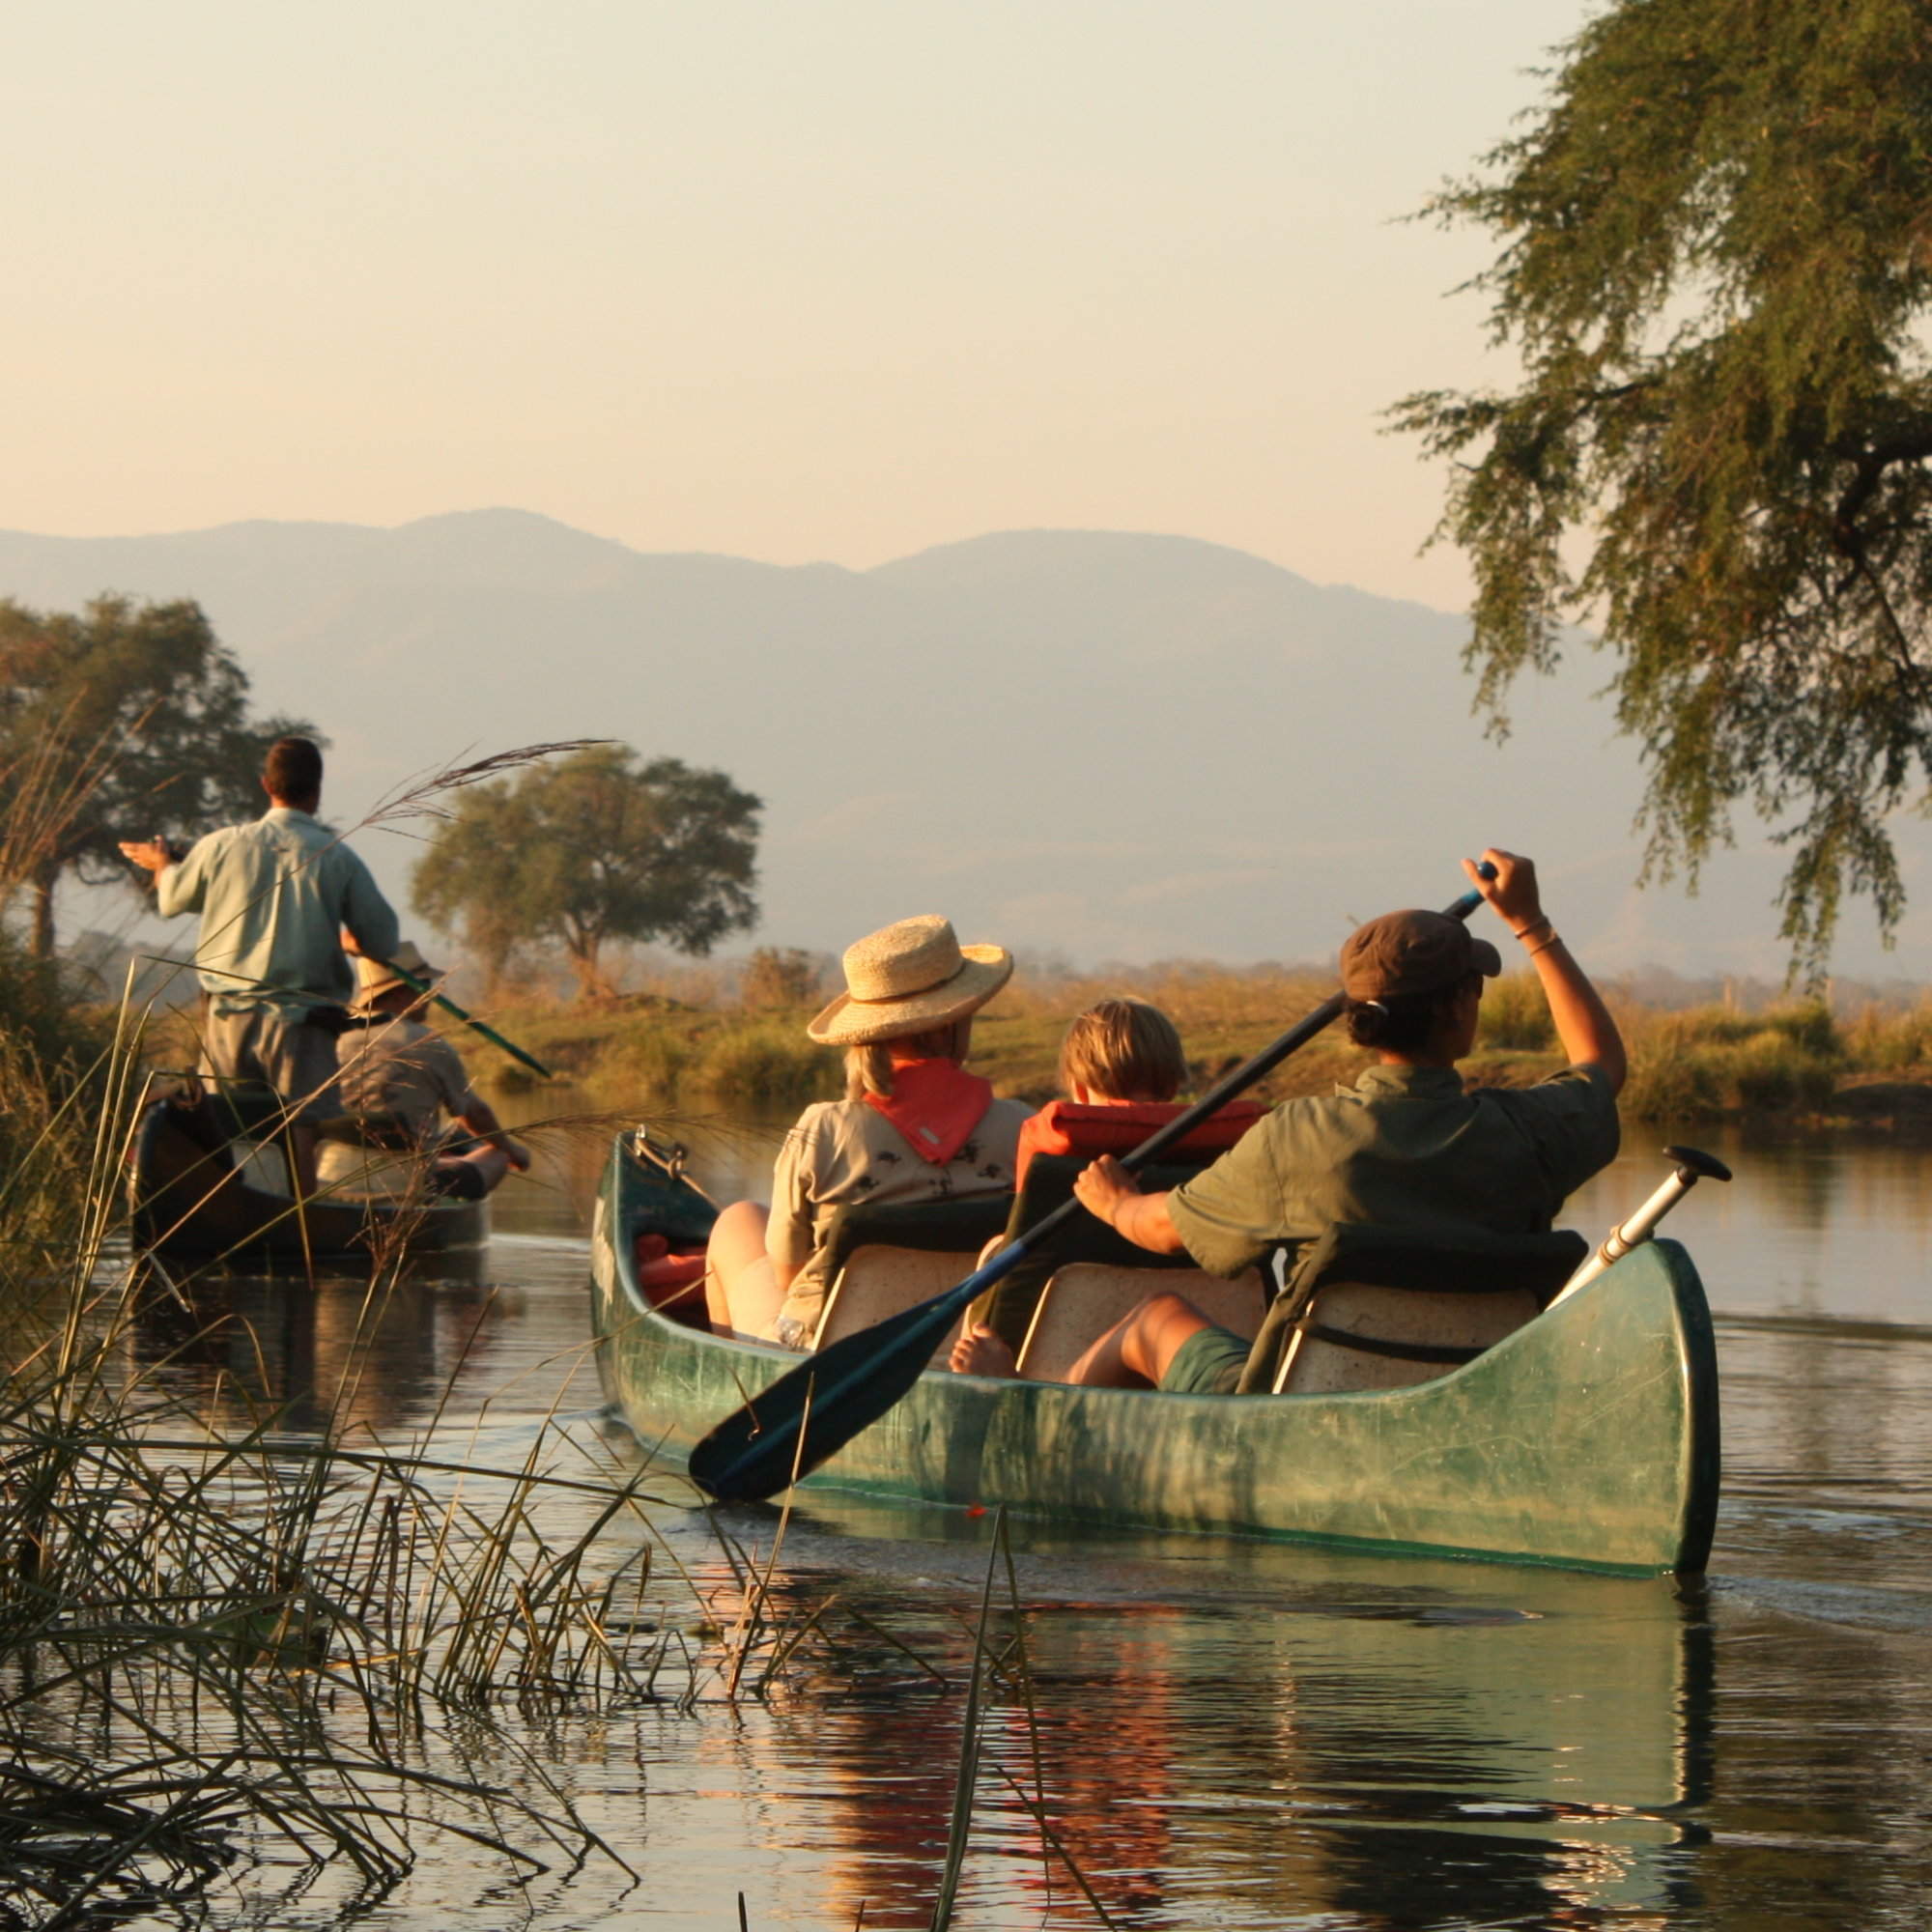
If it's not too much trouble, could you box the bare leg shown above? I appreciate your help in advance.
[703,1200,783,1338]
[1062,1291,1217,1389]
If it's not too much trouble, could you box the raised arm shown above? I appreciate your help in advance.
[1464,848,1627,1094]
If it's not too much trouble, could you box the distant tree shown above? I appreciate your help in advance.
[1393,2,1932,977]
[740,946,822,1009]
[412,747,761,999]
[0,595,318,959]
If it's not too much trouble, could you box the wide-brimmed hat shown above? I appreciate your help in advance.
[352,940,443,1012]
[1340,911,1501,1002]
[808,916,1013,1046]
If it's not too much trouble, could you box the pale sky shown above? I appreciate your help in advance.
[5,0,1588,606]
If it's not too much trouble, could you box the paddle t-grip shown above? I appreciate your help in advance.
[1549,1143,1732,1307]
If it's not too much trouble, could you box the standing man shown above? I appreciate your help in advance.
[120,735,399,1194]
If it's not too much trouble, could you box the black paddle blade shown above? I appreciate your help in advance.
[687,1280,979,1502]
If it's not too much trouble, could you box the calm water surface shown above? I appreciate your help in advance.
[122,1116,1932,1929]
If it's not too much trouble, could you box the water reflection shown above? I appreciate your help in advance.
[693,1517,1719,1929]
[126,1271,514,1439]
[83,1097,1932,1927]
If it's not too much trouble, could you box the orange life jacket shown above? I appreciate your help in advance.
[1013,1096,1267,1186]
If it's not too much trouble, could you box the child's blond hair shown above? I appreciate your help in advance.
[1058,998,1185,1102]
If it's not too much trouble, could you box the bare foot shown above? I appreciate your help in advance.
[950,1321,1018,1378]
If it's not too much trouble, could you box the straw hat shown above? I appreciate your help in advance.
[351,940,442,1012]
[807,916,1013,1046]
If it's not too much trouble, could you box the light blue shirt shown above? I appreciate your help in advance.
[156,807,399,1016]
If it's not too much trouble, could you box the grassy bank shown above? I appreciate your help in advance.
[467,968,1932,1127]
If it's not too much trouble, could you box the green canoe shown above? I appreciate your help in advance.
[589,1132,1719,1576]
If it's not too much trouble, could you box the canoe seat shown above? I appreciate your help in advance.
[811,1192,1015,1362]
[983,1152,1236,1351]
[1015,1263,1267,1382]
[1249,1225,1590,1396]
[814,1246,981,1359]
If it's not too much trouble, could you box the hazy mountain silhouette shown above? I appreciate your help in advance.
[3,508,1922,978]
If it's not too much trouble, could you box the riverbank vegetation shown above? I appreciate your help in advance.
[466,956,1932,1128]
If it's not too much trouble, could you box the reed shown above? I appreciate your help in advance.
[0,748,674,1917]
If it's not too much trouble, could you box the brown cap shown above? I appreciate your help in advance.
[1340,911,1501,1002]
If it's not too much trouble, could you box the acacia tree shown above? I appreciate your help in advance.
[412,746,761,998]
[0,596,318,958]
[1393,2,1932,975]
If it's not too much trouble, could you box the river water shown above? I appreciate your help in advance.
[115,1117,1932,1929]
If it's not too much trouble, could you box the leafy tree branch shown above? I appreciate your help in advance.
[1393,0,1932,977]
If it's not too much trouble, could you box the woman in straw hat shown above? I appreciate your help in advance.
[703,915,1031,1346]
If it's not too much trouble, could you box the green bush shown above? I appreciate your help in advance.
[1619,1019,1724,1121]
[0,931,108,1197]
[694,1022,836,1109]
[1477,972,1555,1051]
[1759,999,1839,1059]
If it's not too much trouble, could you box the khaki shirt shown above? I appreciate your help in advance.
[1167,1062,1619,1279]
[156,807,399,1017]
[334,1016,479,1140]
[772,1095,1031,1333]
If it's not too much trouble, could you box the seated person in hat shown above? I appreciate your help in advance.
[703,915,1033,1347]
[951,848,1625,1392]
[331,942,531,1202]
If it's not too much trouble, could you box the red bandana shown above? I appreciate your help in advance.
[863,1058,995,1166]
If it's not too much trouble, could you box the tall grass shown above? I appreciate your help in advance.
[0,745,661,1917]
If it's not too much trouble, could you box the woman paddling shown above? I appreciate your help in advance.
[950,848,1626,1392]
[703,916,1031,1346]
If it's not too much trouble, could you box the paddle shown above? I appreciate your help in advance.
[686,864,1498,1504]
[369,955,554,1081]
[1546,1144,1731,1308]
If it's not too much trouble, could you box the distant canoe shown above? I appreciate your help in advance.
[130,1090,488,1270]
[590,1133,1719,1577]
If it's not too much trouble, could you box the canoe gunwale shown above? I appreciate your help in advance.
[591,1135,1719,1577]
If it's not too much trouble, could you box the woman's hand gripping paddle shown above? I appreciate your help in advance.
[686,866,1497,1505]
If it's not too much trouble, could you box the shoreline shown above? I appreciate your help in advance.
[464,991,1932,1135]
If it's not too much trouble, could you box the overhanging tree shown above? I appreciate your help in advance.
[412,746,761,998]
[1392,1,1932,976]
[0,595,318,959]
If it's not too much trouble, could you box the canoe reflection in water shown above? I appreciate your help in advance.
[691,1499,1714,1928]
[127,1270,508,1441]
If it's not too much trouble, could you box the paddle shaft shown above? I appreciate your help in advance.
[185,958,554,1081]
[1547,1145,1731,1308]
[370,956,554,1081]
[926,875,1492,1307]
[686,867,1495,1504]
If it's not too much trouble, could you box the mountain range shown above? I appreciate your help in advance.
[2,508,1922,982]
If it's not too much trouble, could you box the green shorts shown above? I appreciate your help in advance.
[1158,1323,1250,1396]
